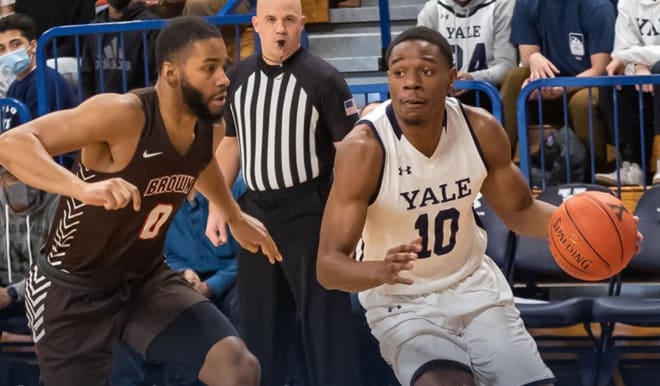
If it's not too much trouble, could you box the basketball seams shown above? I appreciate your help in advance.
[580,193,626,267]
[548,215,592,277]
[562,200,614,271]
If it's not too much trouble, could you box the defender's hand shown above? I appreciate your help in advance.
[78,178,141,211]
[228,212,282,264]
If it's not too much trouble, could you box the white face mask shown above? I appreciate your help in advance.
[0,47,31,76]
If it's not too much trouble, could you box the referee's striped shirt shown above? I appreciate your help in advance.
[225,49,358,192]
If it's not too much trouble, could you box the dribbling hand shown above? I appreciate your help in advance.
[78,178,141,211]
[228,212,283,264]
[380,237,422,285]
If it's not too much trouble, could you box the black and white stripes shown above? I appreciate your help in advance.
[230,70,320,191]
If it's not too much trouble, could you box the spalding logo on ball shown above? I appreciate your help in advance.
[548,191,638,281]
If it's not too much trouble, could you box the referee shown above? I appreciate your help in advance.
[213,0,362,385]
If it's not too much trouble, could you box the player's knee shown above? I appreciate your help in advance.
[412,364,476,386]
[198,336,260,386]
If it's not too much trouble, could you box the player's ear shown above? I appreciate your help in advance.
[447,66,458,93]
[162,61,178,85]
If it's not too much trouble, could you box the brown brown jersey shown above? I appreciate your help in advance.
[43,88,214,287]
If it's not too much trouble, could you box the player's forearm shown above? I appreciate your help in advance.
[509,200,557,239]
[317,253,385,293]
[0,131,85,198]
[195,162,242,223]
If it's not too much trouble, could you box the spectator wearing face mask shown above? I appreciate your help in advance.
[0,13,76,127]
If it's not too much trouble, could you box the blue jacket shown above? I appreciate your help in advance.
[164,179,247,297]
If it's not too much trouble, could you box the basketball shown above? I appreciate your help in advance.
[548,191,638,281]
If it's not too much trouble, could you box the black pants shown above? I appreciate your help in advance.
[599,60,660,164]
[236,180,362,386]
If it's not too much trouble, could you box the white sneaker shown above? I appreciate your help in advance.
[653,159,660,185]
[595,161,644,186]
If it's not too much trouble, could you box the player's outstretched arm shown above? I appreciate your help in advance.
[465,106,557,239]
[0,94,144,210]
[317,125,418,293]
[195,121,282,264]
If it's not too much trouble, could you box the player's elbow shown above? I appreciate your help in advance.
[316,254,337,290]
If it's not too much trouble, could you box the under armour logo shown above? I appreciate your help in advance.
[387,305,402,313]
[398,166,412,175]
[607,203,628,221]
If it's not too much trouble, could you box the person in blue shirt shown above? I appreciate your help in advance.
[500,0,616,173]
[164,178,248,323]
[0,13,76,127]
[0,13,77,169]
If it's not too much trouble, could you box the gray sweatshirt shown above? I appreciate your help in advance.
[0,189,59,300]
[417,0,517,84]
[611,0,660,74]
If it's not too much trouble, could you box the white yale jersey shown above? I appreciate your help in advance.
[360,98,488,296]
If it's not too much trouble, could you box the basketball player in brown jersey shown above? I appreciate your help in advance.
[0,17,280,386]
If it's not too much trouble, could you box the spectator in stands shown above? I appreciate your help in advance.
[417,0,516,109]
[165,179,247,324]
[0,151,59,386]
[80,0,159,99]
[595,0,660,186]
[143,0,254,65]
[0,0,14,96]
[0,13,76,127]
[14,0,96,57]
[501,0,615,172]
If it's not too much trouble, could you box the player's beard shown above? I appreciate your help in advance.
[180,76,222,122]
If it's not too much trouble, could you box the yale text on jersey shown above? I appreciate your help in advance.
[400,178,472,210]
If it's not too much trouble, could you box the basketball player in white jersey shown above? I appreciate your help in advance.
[317,26,556,386]
[417,0,516,86]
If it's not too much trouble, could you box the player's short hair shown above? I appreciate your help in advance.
[0,13,38,42]
[155,16,223,74]
[385,26,454,68]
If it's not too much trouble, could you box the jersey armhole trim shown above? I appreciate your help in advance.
[357,119,385,206]
[458,102,489,172]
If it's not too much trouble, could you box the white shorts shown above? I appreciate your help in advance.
[358,257,554,386]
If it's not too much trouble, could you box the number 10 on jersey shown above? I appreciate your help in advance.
[414,208,460,258]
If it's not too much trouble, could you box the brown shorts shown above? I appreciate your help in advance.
[24,262,209,386]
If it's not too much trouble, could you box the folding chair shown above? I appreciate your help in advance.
[473,192,515,280]
[591,186,660,385]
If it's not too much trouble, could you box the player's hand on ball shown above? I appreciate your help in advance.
[381,238,421,285]
[228,212,282,264]
[79,178,141,211]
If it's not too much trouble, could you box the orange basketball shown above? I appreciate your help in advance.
[548,191,638,281]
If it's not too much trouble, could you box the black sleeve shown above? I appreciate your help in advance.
[223,68,238,137]
[319,69,358,142]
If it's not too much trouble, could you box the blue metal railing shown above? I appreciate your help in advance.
[0,98,31,129]
[349,80,504,124]
[36,15,254,117]
[517,75,660,189]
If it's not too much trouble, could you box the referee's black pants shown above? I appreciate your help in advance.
[236,180,362,386]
